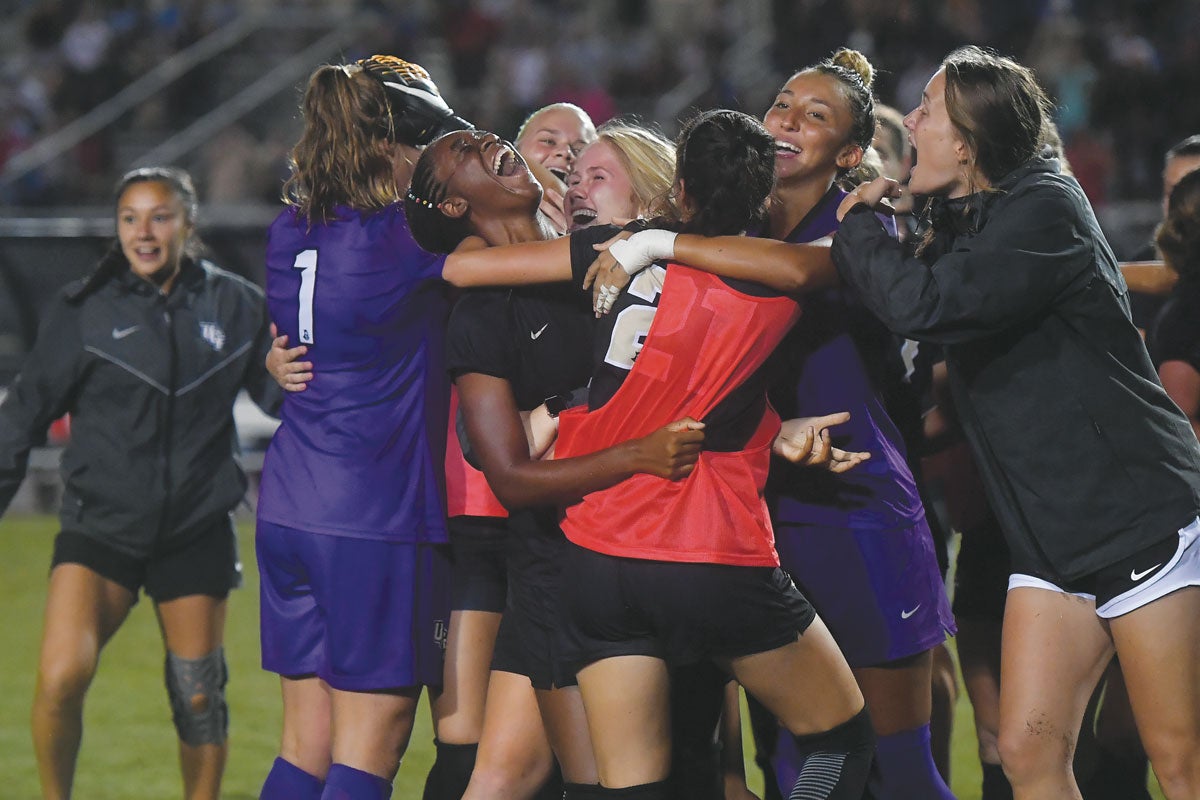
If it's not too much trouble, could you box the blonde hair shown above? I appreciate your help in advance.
[592,122,675,217]
[515,102,597,148]
[283,62,400,222]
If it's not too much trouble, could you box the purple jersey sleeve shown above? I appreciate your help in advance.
[257,204,452,543]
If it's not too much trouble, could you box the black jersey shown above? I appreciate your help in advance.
[446,281,594,410]
[1147,275,1200,374]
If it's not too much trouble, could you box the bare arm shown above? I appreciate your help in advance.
[585,232,838,303]
[1120,260,1178,296]
[672,234,838,294]
[457,371,703,509]
[441,235,575,287]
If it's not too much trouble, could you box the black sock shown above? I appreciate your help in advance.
[1079,751,1151,800]
[421,740,478,800]
[981,762,1013,800]
[532,760,564,800]
[788,707,876,800]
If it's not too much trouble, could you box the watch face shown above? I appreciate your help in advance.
[545,395,567,417]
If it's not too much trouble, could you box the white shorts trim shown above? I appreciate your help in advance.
[1008,516,1200,618]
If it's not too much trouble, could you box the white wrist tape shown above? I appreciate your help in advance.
[607,230,678,276]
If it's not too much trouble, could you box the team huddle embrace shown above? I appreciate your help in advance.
[2,40,1199,800]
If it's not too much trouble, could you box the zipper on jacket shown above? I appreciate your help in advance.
[158,302,178,539]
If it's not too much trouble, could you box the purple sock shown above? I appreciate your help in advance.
[260,757,324,800]
[321,763,393,800]
[870,724,956,800]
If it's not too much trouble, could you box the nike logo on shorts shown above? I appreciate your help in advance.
[1129,563,1162,581]
[900,604,921,619]
[531,323,548,340]
[112,325,140,339]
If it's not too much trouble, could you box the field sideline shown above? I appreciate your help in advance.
[0,514,1165,799]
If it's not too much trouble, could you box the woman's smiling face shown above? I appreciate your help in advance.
[564,140,640,231]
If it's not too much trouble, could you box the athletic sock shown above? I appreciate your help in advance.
[532,760,565,800]
[260,756,325,800]
[980,761,1013,800]
[421,740,478,800]
[788,707,876,800]
[1079,750,1151,800]
[869,724,955,800]
[321,763,393,800]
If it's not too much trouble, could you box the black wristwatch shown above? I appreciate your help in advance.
[544,393,571,418]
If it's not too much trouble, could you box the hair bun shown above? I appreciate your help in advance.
[831,48,874,88]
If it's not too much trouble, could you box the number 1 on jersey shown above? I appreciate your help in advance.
[293,249,317,344]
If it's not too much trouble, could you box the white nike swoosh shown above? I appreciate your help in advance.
[1130,564,1162,581]
[530,323,549,340]
[112,325,140,339]
[900,604,921,620]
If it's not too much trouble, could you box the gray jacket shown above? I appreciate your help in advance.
[0,255,281,557]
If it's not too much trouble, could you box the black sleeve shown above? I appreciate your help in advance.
[832,182,1097,344]
[445,290,518,381]
[568,224,625,287]
[241,286,284,418]
[0,294,84,514]
[1149,285,1200,373]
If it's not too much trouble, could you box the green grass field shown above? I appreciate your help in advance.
[0,514,1165,799]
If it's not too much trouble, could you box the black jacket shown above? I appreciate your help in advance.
[832,158,1200,582]
[0,256,281,557]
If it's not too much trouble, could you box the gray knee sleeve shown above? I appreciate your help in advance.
[164,647,229,746]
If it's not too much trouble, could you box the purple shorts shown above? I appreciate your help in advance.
[773,518,955,667]
[256,520,451,691]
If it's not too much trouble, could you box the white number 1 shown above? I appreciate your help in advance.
[293,249,317,344]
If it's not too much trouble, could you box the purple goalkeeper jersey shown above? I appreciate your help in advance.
[258,203,451,543]
[765,186,925,530]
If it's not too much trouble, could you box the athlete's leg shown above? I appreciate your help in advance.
[32,563,136,800]
[536,683,597,785]
[997,587,1113,800]
[1080,660,1151,800]
[723,618,872,799]
[462,670,557,800]
[575,655,672,789]
[156,593,229,800]
[328,685,422,782]
[1107,586,1200,800]
[426,608,503,798]
[957,615,1010,799]
[929,642,959,780]
[260,675,331,799]
[856,648,955,799]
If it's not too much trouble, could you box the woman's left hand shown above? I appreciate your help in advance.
[836,176,902,222]
[265,323,313,392]
[583,230,634,317]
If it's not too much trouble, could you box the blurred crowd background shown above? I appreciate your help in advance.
[0,0,1197,386]
[2,0,1198,209]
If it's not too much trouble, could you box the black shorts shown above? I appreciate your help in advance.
[448,516,509,612]
[952,512,1011,621]
[558,541,816,675]
[51,516,242,603]
[1057,532,1183,607]
[491,518,574,690]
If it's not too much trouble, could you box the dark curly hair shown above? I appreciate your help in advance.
[1156,168,1200,281]
[673,110,776,237]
